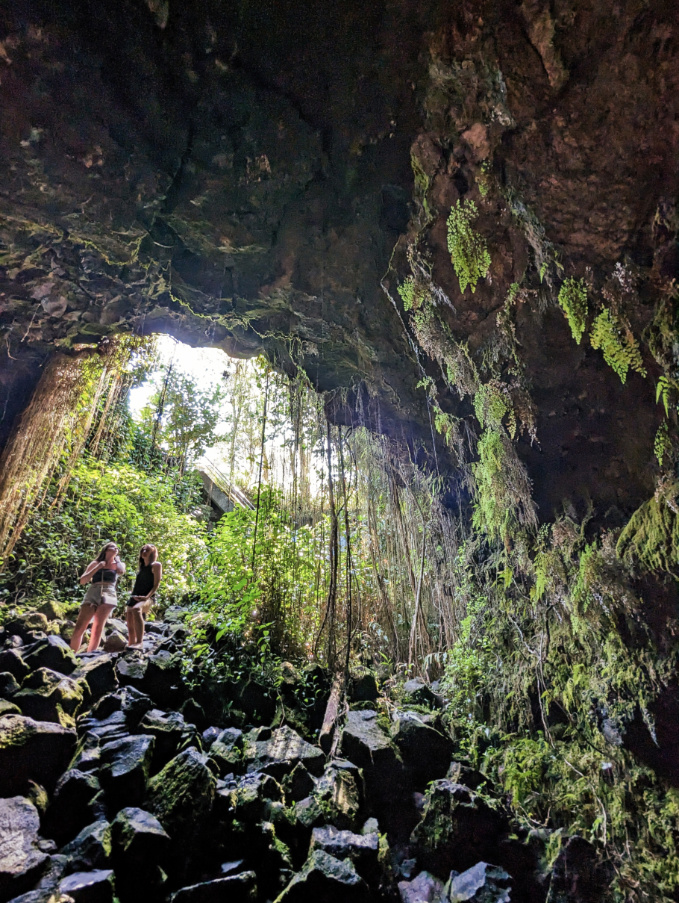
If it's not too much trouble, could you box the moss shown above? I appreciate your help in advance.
[557,277,588,344]
[446,200,491,294]
[617,493,679,574]
[472,429,537,542]
[589,308,646,383]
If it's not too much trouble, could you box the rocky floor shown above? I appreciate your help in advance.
[0,610,608,903]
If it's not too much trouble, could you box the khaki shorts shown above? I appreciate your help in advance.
[82,583,117,609]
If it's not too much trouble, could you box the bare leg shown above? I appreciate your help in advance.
[87,603,116,652]
[70,604,96,651]
[126,604,145,647]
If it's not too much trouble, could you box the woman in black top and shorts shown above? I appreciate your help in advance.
[126,544,162,649]
[70,542,126,652]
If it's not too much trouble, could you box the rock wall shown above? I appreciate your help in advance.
[1,0,678,519]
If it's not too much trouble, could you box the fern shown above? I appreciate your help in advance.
[446,200,491,294]
[589,308,646,384]
[473,382,515,436]
[557,277,589,344]
[397,276,430,312]
[656,375,672,416]
[654,422,672,467]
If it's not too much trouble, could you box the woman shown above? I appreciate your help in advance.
[70,542,126,652]
[126,544,162,649]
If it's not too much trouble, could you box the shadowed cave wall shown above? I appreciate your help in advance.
[0,0,678,525]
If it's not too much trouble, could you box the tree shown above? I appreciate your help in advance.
[140,367,229,475]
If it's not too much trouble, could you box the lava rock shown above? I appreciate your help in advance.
[111,806,170,860]
[391,712,453,783]
[22,636,77,675]
[146,748,216,841]
[61,820,112,872]
[44,769,103,842]
[59,868,115,902]
[37,600,65,621]
[0,671,20,696]
[401,678,438,708]
[284,762,316,802]
[0,714,76,795]
[209,727,244,775]
[309,825,379,878]
[3,614,49,642]
[0,649,29,682]
[339,710,400,770]
[73,655,118,700]
[228,771,284,822]
[138,708,193,770]
[102,632,127,653]
[180,698,207,731]
[170,870,257,902]
[276,849,369,902]
[446,762,489,792]
[201,726,221,750]
[111,806,170,897]
[350,669,379,704]
[237,679,277,723]
[312,760,362,830]
[244,725,325,779]
[411,781,507,877]
[15,667,84,727]
[546,835,613,903]
[98,734,155,806]
[0,797,49,899]
[88,686,154,728]
[446,862,511,902]
[398,870,446,902]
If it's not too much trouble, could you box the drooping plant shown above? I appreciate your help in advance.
[446,199,491,294]
[589,308,646,384]
[557,276,589,343]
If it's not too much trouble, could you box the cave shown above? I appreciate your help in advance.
[1,0,679,900]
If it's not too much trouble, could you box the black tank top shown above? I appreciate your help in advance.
[131,563,155,597]
[92,568,117,584]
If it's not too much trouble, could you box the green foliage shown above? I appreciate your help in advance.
[472,429,536,542]
[446,199,491,294]
[654,421,673,467]
[0,456,208,605]
[138,367,228,474]
[194,488,324,656]
[477,162,491,198]
[617,492,679,575]
[589,308,646,384]
[557,277,589,344]
[656,375,673,416]
[397,276,430,312]
[500,733,552,816]
[473,382,516,438]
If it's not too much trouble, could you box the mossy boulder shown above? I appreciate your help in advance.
[0,714,76,795]
[244,725,325,780]
[61,820,112,872]
[38,600,65,621]
[445,862,511,902]
[146,748,216,842]
[275,849,369,902]
[23,636,77,675]
[15,667,85,728]
[411,780,507,877]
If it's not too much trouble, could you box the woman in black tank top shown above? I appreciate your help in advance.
[126,544,162,650]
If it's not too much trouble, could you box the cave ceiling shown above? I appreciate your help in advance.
[0,0,678,522]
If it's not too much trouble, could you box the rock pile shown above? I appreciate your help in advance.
[0,611,610,902]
